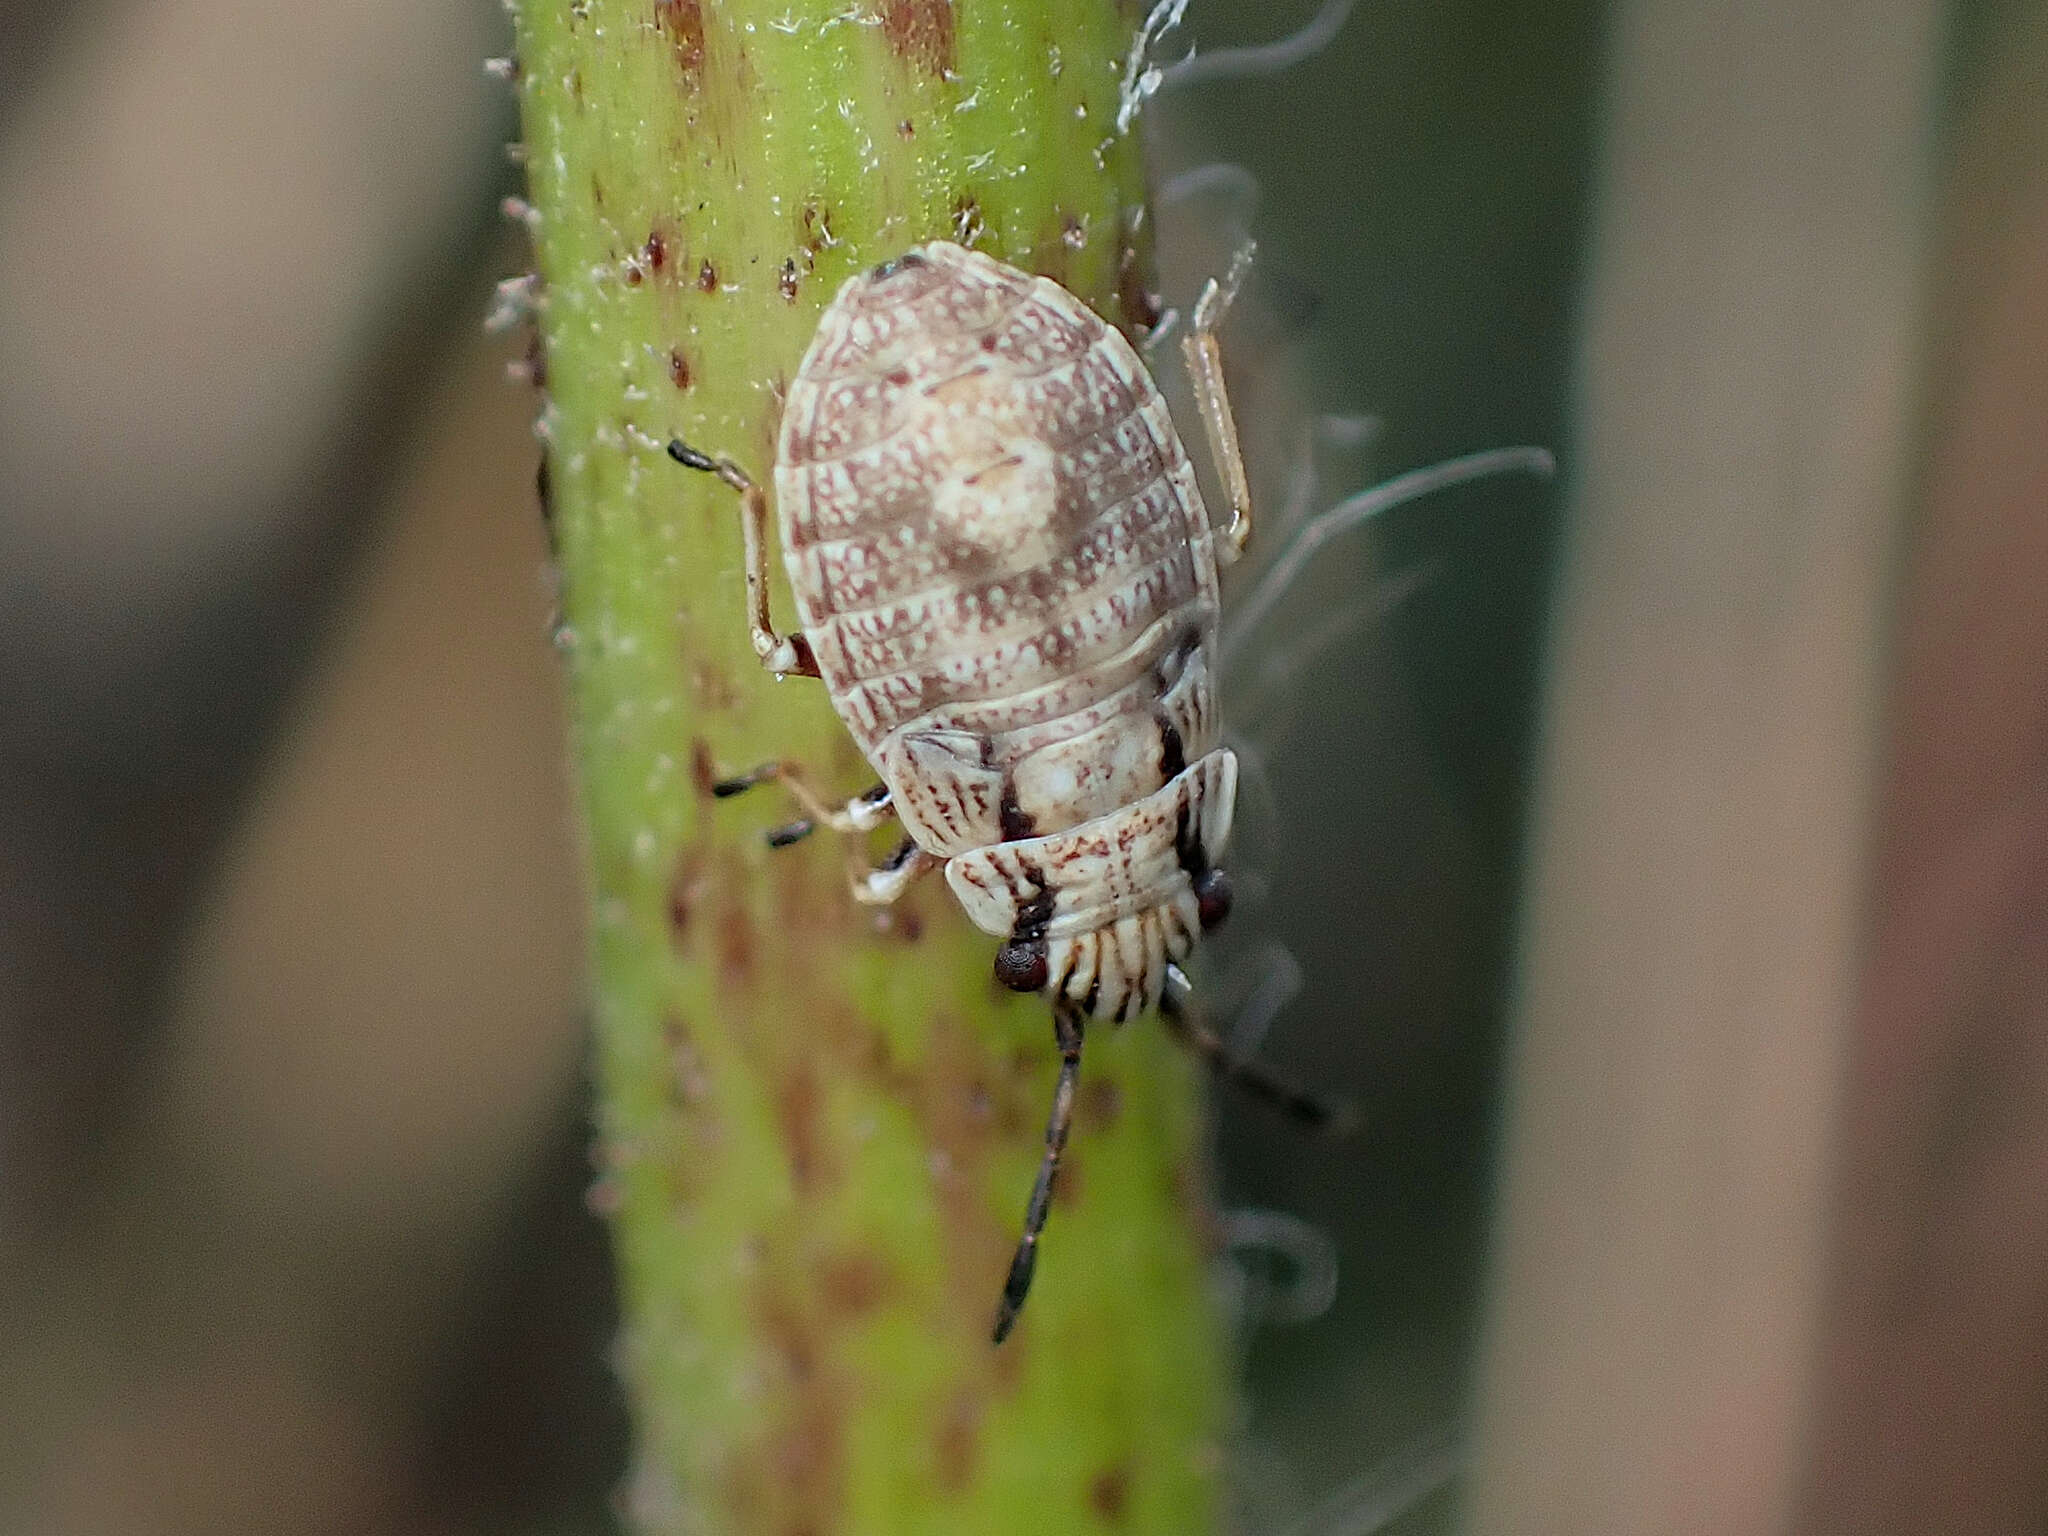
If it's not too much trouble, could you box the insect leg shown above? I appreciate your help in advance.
[665,439,820,678]
[992,1000,1086,1344]
[1159,962,1357,1136]
[713,762,893,845]
[1183,242,1257,562]
[851,838,939,905]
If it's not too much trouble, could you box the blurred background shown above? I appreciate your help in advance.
[1,1,2043,1533]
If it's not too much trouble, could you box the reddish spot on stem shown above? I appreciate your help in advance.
[668,347,693,389]
[779,258,801,302]
[654,0,706,86]
[689,738,720,798]
[717,905,755,983]
[882,899,924,943]
[1053,1149,1084,1208]
[777,1058,827,1196]
[817,1248,894,1317]
[698,257,720,293]
[1089,1462,1133,1523]
[801,203,835,256]
[1079,1078,1122,1132]
[645,227,668,272]
[743,1293,847,1527]
[883,0,956,76]
[934,1389,982,1492]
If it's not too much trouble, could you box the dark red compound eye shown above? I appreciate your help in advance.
[1194,868,1234,931]
[993,940,1050,992]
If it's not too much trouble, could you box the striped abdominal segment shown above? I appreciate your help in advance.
[946,750,1237,1021]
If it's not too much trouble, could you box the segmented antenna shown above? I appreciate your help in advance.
[992,1000,1087,1344]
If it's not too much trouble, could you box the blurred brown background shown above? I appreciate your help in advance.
[1,1,2044,1534]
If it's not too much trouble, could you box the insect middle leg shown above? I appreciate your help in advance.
[1182,243,1257,562]
[713,760,892,840]
[712,760,936,905]
[665,439,819,678]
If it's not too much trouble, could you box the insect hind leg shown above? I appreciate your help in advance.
[992,1000,1086,1344]
[665,438,819,678]
[1160,962,1357,1136]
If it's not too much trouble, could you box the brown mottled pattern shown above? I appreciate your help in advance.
[774,244,1232,1020]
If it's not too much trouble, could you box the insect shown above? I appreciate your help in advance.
[669,240,1335,1343]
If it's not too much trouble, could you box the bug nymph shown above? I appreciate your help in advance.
[671,240,1331,1343]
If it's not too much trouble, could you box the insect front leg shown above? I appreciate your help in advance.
[1183,242,1257,562]
[665,439,820,678]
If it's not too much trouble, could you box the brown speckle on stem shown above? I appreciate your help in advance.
[817,1247,894,1316]
[777,1057,828,1195]
[667,869,692,936]
[802,202,836,255]
[1080,1077,1122,1132]
[1053,1150,1084,1208]
[654,0,707,86]
[1090,1462,1133,1523]
[934,1388,983,1492]
[689,738,721,798]
[742,1291,848,1530]
[716,904,756,982]
[882,0,956,76]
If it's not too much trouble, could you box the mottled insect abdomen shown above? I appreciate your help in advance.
[777,243,1236,1022]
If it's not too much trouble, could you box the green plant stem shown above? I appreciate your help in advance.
[508,3,1226,1531]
